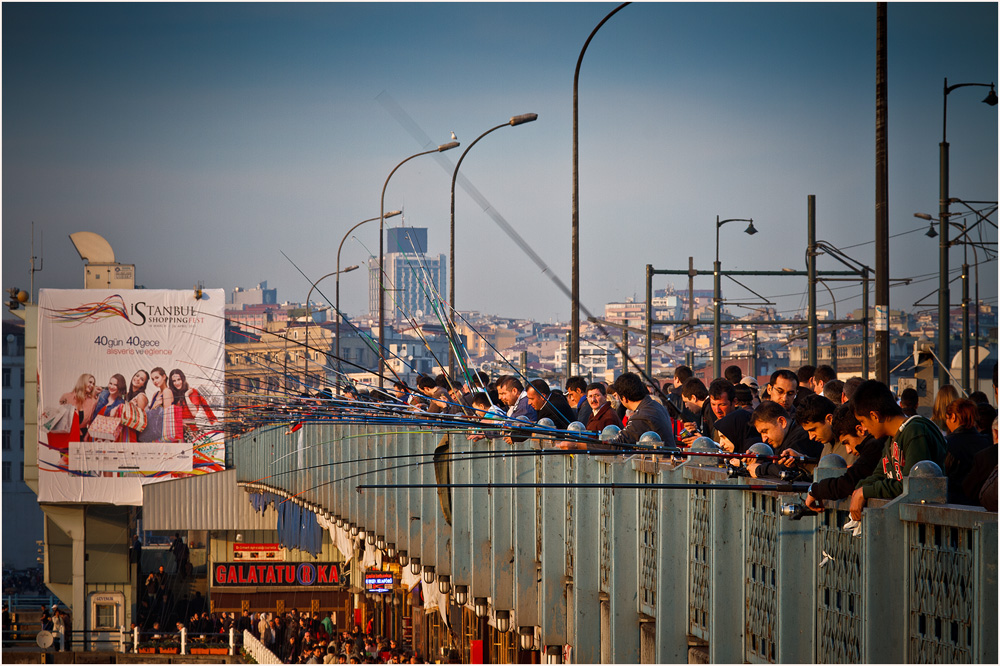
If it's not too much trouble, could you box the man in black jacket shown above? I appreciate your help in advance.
[526,379,575,430]
[746,400,821,479]
[804,404,884,511]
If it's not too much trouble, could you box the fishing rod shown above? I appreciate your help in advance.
[355,480,813,494]
[282,250,413,387]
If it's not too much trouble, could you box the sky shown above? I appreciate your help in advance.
[3,2,998,326]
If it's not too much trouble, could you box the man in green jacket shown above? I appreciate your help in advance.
[849,380,947,520]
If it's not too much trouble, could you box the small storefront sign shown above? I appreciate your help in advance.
[233,543,285,561]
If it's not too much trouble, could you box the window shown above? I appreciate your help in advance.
[2,430,9,450]
[19,399,24,418]
[2,368,9,387]
[19,463,24,482]
[19,369,23,387]
[1,400,8,418]
[2,462,10,482]
[19,430,24,449]
[94,603,117,630]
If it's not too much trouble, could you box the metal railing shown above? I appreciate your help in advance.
[232,422,998,663]
[243,628,282,664]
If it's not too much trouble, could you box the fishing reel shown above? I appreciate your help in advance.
[779,502,817,521]
[727,463,750,478]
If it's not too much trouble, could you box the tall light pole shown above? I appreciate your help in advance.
[449,113,538,377]
[714,216,757,379]
[379,142,459,388]
[936,78,997,387]
[335,211,401,389]
[916,207,993,392]
[572,2,630,371]
[304,265,358,392]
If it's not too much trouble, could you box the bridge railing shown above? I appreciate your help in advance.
[232,421,997,664]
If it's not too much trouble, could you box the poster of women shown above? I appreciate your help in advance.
[37,289,226,504]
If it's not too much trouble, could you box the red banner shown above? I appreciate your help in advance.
[213,562,341,587]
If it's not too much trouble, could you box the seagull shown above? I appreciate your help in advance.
[450,131,458,141]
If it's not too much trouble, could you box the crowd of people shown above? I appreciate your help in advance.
[330,361,998,514]
[240,608,423,664]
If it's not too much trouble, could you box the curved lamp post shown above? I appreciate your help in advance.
[336,211,401,389]
[379,142,460,388]
[304,265,358,394]
[449,113,538,376]
[571,2,631,370]
[714,216,757,379]
[936,78,997,387]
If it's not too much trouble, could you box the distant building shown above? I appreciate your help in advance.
[368,227,447,323]
[231,281,277,307]
[2,319,44,570]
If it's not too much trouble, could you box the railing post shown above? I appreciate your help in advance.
[180,626,186,655]
[452,434,472,600]
[572,453,601,663]
[513,437,539,630]
[470,434,492,603]
[709,478,745,663]
[655,461,689,662]
[539,440,567,647]
[491,436,515,615]
[864,463,946,663]
[119,625,126,653]
[133,626,139,653]
[776,488,815,663]
[229,626,235,655]
[608,457,639,663]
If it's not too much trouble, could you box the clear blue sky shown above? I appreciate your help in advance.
[4,2,997,325]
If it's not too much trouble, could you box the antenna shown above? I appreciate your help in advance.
[30,222,43,302]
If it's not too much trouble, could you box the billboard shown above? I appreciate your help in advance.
[37,289,226,504]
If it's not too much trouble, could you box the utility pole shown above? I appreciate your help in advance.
[874,2,890,384]
[807,196,818,367]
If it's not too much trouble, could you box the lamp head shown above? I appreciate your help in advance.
[510,113,539,126]
[385,210,403,219]
[925,224,938,239]
[744,220,758,236]
[343,265,359,274]
[438,141,460,152]
[984,84,998,106]
[914,212,933,221]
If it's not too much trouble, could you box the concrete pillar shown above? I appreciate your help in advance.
[539,447,567,646]
[572,455,601,663]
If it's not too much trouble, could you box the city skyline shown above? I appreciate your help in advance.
[3,2,997,326]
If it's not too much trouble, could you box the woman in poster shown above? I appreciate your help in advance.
[116,370,150,443]
[58,373,98,435]
[139,367,169,443]
[86,373,127,441]
[168,368,218,439]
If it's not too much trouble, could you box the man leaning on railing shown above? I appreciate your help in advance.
[848,380,947,521]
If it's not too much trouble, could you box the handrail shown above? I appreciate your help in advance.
[243,628,282,664]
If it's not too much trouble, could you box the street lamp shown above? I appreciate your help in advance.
[571,2,631,370]
[449,113,538,377]
[714,216,757,379]
[305,265,359,394]
[915,209,991,391]
[935,78,997,388]
[379,142,460,388]
[336,212,401,390]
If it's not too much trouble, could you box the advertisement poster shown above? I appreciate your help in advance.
[37,289,226,504]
